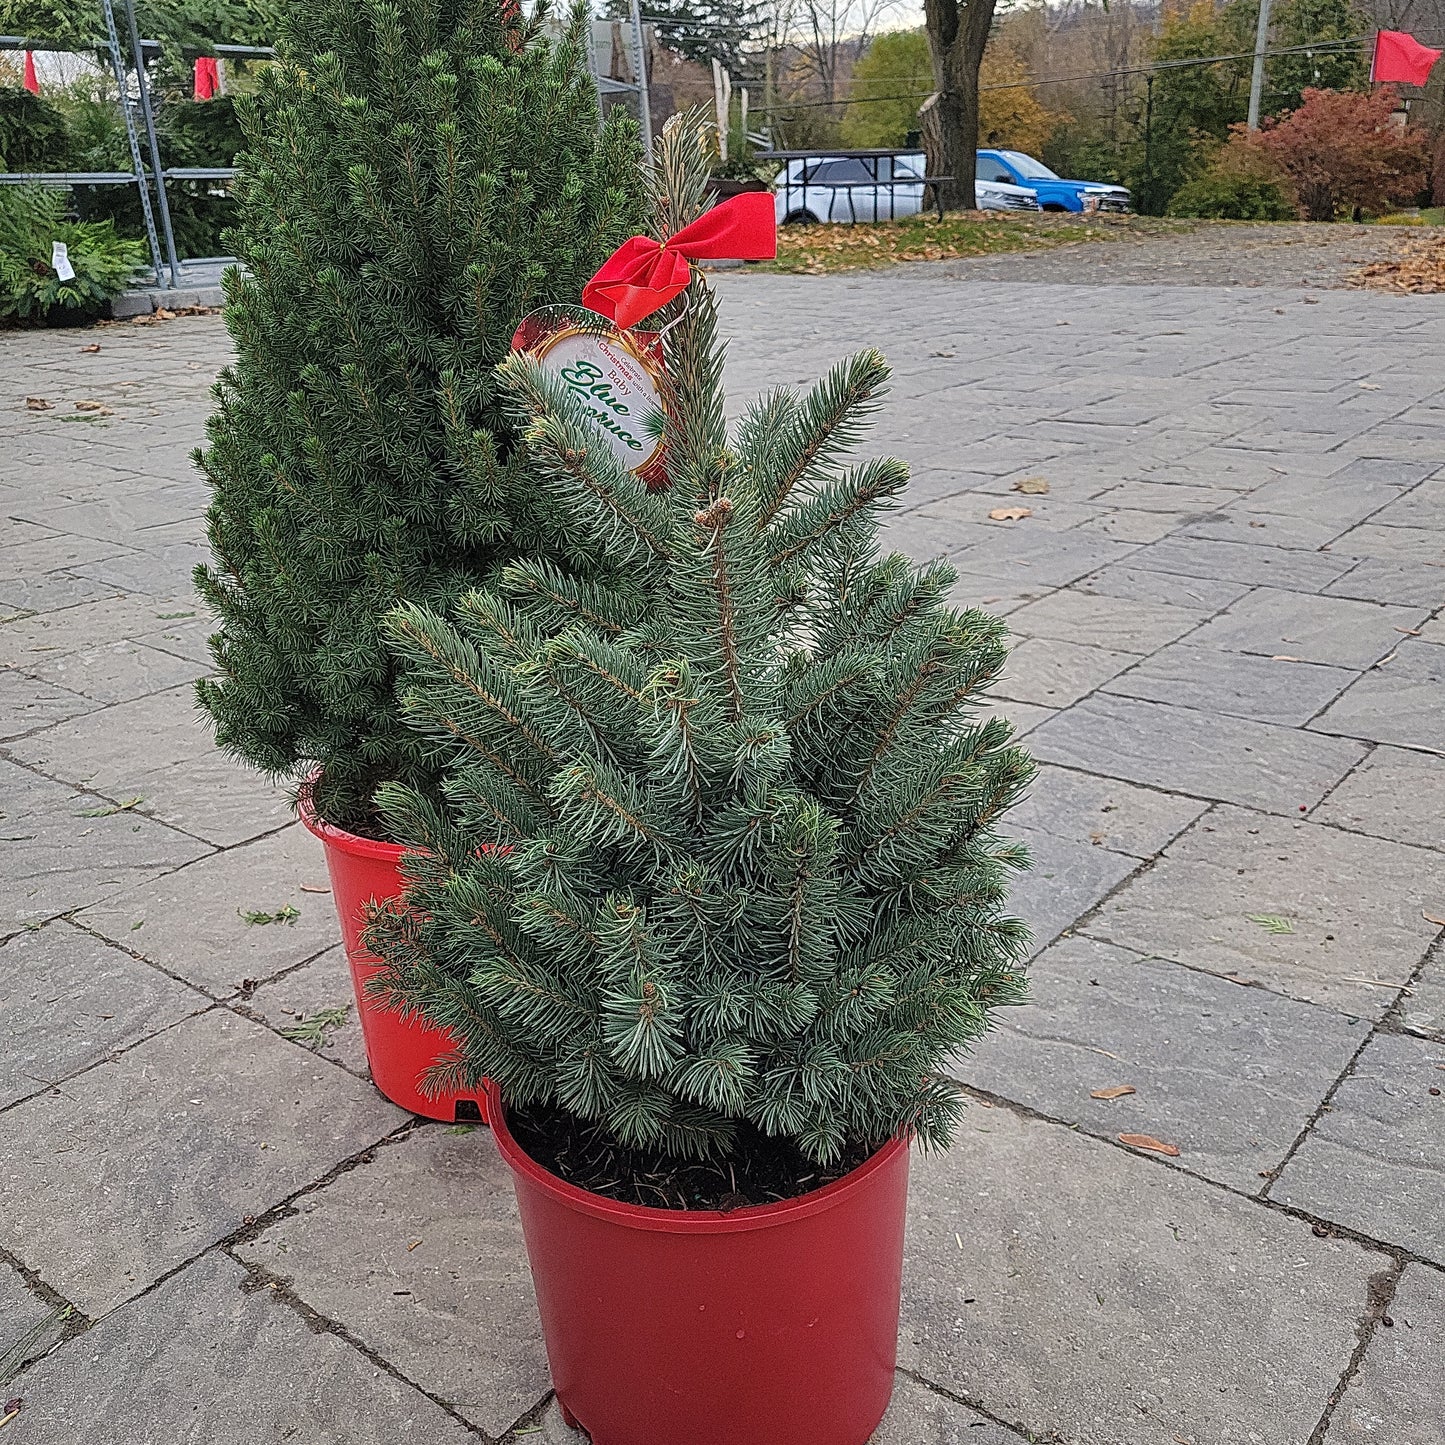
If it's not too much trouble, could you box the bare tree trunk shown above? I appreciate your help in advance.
[923,0,998,211]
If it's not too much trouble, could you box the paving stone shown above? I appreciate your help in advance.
[79,823,337,996]
[1272,1032,1445,1263]
[237,1128,549,1436]
[955,935,1368,1192]
[0,919,205,1110]
[0,593,198,669]
[1029,695,1367,815]
[991,637,1142,708]
[0,760,208,927]
[1177,508,1347,552]
[18,638,208,705]
[0,1008,403,1312]
[1007,825,1139,957]
[246,945,368,1076]
[1314,745,1445,851]
[1005,587,1206,653]
[899,1104,1384,1445]
[1011,764,1207,859]
[0,669,94,740]
[1323,557,1445,608]
[1183,587,1427,669]
[951,528,1139,589]
[1324,1264,1445,1445]
[7,1252,475,1445]
[1121,535,1358,592]
[945,571,1052,618]
[6,684,292,847]
[1310,642,1445,753]
[0,1258,62,1378]
[1078,561,1251,613]
[1074,506,1186,544]
[0,570,122,615]
[1089,810,1442,1019]
[1101,643,1358,726]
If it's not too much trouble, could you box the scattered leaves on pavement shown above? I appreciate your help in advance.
[988,506,1033,522]
[1246,912,1295,935]
[1011,476,1051,494]
[239,904,301,926]
[1118,1133,1180,1157]
[1091,1085,1136,1100]
[279,1005,349,1048]
[1350,233,1445,293]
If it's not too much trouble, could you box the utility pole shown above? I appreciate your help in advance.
[1247,0,1273,130]
[627,0,654,164]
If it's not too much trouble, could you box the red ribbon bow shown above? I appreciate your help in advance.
[582,191,777,330]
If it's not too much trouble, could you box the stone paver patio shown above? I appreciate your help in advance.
[2,264,1443,1445]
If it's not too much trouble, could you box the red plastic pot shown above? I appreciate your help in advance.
[487,1082,909,1445]
[298,789,482,1123]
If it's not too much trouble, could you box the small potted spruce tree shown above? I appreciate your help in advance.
[193,0,645,1117]
[363,116,1033,1445]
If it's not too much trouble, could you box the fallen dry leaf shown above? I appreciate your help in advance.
[1011,477,1050,495]
[299,882,331,894]
[1118,1132,1180,1157]
[1271,654,1305,662]
[1088,829,1108,846]
[1424,911,1445,928]
[74,400,114,415]
[24,396,52,410]
[79,342,101,353]
[1350,234,1445,294]
[1091,1085,1136,1100]
[988,506,1033,522]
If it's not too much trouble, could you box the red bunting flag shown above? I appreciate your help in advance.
[193,56,220,100]
[23,50,40,95]
[1370,29,1442,86]
[582,191,777,330]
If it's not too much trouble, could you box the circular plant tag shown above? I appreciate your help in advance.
[511,306,671,490]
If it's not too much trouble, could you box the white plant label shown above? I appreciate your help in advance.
[51,242,75,282]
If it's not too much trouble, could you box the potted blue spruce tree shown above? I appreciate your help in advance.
[363,116,1033,1444]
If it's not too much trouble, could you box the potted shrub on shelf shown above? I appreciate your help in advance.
[364,114,1032,1445]
[193,0,645,1118]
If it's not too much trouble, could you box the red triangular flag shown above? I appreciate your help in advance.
[193,56,220,100]
[1371,30,1442,86]
[23,51,40,95]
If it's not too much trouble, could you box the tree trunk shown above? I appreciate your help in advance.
[922,0,998,212]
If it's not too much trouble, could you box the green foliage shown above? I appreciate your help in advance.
[0,87,74,171]
[1166,167,1294,218]
[0,184,146,324]
[363,118,1033,1169]
[78,92,246,258]
[0,0,282,51]
[194,0,646,832]
[602,0,760,72]
[1267,0,1369,115]
[841,29,932,149]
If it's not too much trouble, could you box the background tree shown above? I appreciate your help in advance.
[923,0,998,208]
[603,0,763,75]
[195,0,645,833]
[1268,0,1370,114]
[840,26,930,146]
[1253,84,1430,217]
[978,40,1068,153]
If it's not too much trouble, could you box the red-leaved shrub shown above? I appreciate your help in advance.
[1252,87,1429,221]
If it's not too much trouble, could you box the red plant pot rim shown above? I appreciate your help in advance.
[485,1080,909,1236]
[296,774,405,863]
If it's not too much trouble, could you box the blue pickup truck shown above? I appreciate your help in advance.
[976,150,1131,214]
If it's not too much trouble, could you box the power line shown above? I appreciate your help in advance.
[753,32,1386,113]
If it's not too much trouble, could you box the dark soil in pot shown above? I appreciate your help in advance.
[506,1098,877,1211]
